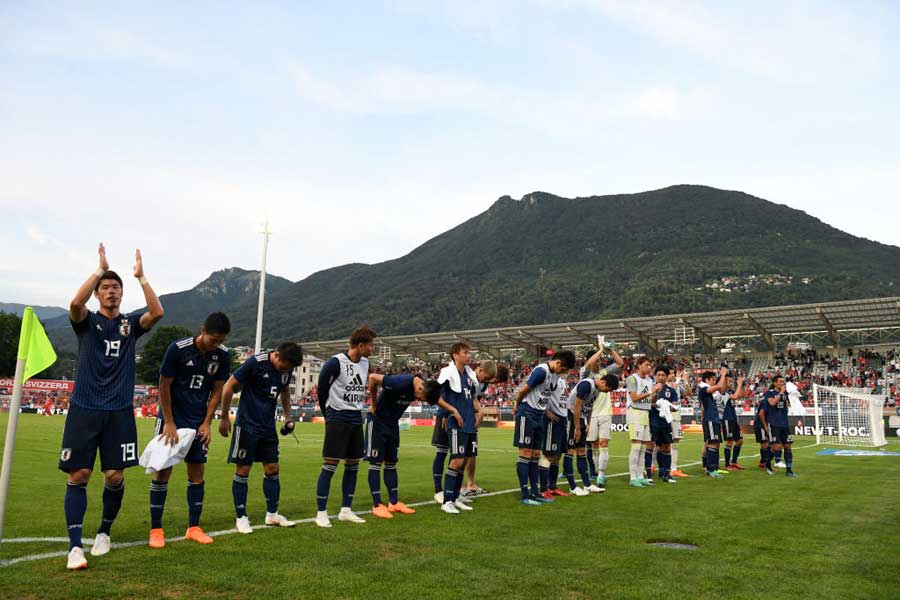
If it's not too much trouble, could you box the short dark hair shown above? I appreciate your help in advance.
[701,371,717,382]
[276,342,303,368]
[95,270,123,292]
[656,366,670,376]
[551,350,576,370]
[636,357,651,367]
[601,374,619,390]
[203,312,231,335]
[449,342,470,360]
[349,326,377,347]
[495,364,510,383]
[771,375,784,387]
[422,379,442,406]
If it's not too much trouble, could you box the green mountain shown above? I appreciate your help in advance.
[0,303,68,320]
[223,185,900,345]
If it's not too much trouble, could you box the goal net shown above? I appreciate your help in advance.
[812,384,886,447]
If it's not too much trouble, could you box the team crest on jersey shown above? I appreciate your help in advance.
[60,448,71,462]
[118,319,131,337]
[207,362,219,375]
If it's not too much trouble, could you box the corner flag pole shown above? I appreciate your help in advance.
[254,219,271,354]
[0,308,56,542]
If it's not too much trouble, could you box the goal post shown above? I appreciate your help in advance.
[812,384,887,447]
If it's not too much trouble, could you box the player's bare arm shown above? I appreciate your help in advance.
[158,375,178,445]
[134,249,164,331]
[70,242,109,323]
[218,375,239,437]
[200,380,225,445]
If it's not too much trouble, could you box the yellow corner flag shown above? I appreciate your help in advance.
[18,307,57,382]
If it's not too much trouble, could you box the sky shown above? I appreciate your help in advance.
[2,1,899,311]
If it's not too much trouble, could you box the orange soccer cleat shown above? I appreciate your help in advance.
[388,502,416,515]
[185,526,214,545]
[372,504,394,519]
[148,528,165,549]
[671,470,690,478]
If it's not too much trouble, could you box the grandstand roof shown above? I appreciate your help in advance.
[301,296,900,360]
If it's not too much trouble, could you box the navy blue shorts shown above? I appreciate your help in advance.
[702,420,722,444]
[651,425,674,446]
[431,415,449,451]
[448,429,477,459]
[754,426,768,443]
[59,404,138,472]
[154,417,208,464]
[768,426,793,445]
[323,420,365,460]
[542,415,567,455]
[228,424,279,465]
[721,420,743,442]
[365,415,399,463]
[567,414,588,450]
[513,410,545,449]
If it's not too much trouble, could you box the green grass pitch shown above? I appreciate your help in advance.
[0,414,898,599]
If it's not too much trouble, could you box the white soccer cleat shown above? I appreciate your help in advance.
[314,511,332,528]
[90,533,111,556]
[775,461,787,468]
[454,499,473,511]
[441,501,460,515]
[457,494,473,504]
[338,507,366,524]
[572,487,590,497]
[67,546,88,570]
[587,485,606,494]
[265,512,296,527]
[433,491,444,504]
[235,516,253,534]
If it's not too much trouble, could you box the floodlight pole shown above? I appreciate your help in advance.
[254,219,271,354]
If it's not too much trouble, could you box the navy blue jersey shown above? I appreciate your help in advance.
[70,311,147,411]
[233,353,291,434]
[650,384,678,429]
[373,375,416,428]
[723,390,738,421]
[699,382,719,423]
[443,369,476,433]
[763,390,789,428]
[159,337,230,428]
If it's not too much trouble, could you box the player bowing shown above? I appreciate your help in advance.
[365,373,444,518]
[513,351,576,506]
[148,312,231,548]
[219,342,303,533]
[61,245,164,570]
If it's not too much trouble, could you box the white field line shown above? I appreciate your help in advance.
[0,441,820,568]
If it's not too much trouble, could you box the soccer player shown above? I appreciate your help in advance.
[625,357,658,487]
[434,360,501,502]
[365,372,444,518]
[147,312,231,549]
[461,362,508,498]
[513,351,576,506]
[698,367,729,478]
[721,377,746,470]
[60,245,164,570]
[759,375,797,477]
[579,346,624,487]
[539,374,570,498]
[649,366,678,483]
[753,389,772,469]
[667,370,691,477]
[314,327,376,527]
[437,343,484,515]
[218,342,303,533]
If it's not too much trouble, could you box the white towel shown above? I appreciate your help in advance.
[437,364,479,393]
[139,428,198,474]
[655,399,675,423]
